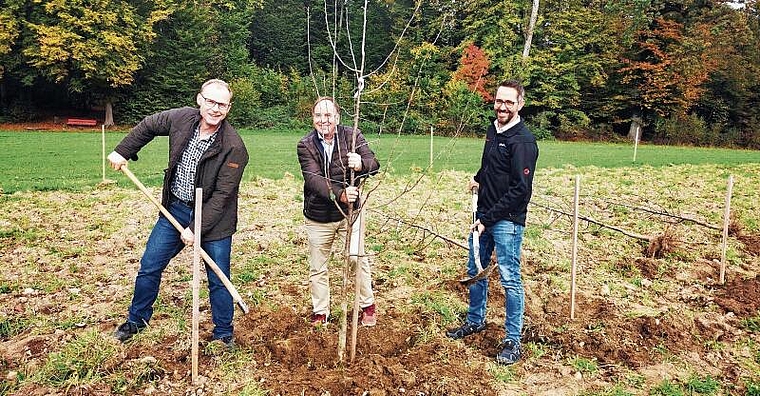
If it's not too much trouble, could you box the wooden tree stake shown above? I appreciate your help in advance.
[101,125,106,182]
[632,124,640,163]
[429,125,434,169]
[350,205,367,362]
[99,125,115,186]
[570,175,580,319]
[192,188,202,384]
[720,175,733,284]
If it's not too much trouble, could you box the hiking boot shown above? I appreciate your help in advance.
[496,339,522,365]
[311,313,327,327]
[445,321,485,340]
[361,304,377,327]
[114,321,145,342]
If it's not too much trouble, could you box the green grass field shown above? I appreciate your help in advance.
[1,128,759,193]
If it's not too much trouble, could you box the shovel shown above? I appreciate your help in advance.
[459,186,495,286]
[120,166,249,314]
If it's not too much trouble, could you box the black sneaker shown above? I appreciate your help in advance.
[114,321,145,342]
[445,322,486,340]
[210,335,236,352]
[496,339,522,365]
[220,335,235,348]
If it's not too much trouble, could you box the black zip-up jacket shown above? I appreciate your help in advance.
[114,107,249,241]
[473,119,538,227]
[297,125,380,223]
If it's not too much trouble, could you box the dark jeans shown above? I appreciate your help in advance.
[127,200,234,339]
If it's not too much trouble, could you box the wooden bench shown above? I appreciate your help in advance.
[66,118,98,127]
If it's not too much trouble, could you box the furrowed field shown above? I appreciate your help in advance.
[1,128,759,395]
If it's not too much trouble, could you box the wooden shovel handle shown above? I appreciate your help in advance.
[120,166,249,314]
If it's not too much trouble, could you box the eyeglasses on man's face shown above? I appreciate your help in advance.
[494,99,518,107]
[313,112,337,120]
[200,93,231,112]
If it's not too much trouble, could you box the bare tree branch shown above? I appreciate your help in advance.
[589,197,720,230]
[531,201,652,242]
[369,208,468,250]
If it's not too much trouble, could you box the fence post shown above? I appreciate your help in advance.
[570,175,580,319]
[429,125,434,169]
[632,124,640,163]
[720,175,734,284]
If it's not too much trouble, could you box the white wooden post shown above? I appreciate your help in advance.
[192,188,202,384]
[570,175,580,319]
[633,124,640,163]
[429,125,434,169]
[720,175,734,284]
[350,206,367,363]
[101,125,107,182]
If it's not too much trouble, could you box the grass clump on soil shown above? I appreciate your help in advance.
[648,375,722,396]
[650,380,686,396]
[487,362,516,383]
[746,380,760,396]
[581,384,637,396]
[570,356,599,376]
[410,290,464,328]
[32,330,118,388]
[742,315,760,333]
[684,374,720,394]
[0,316,29,339]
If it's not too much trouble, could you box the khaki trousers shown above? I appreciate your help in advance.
[304,216,374,316]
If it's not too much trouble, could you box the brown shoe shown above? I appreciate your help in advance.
[311,313,327,327]
[360,304,376,327]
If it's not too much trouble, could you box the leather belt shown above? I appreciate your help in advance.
[172,194,193,207]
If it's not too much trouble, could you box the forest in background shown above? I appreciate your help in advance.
[1,0,759,148]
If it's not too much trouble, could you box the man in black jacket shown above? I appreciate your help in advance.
[297,97,380,327]
[107,79,248,346]
[445,80,539,366]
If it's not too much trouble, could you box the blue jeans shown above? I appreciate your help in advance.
[466,216,525,344]
[127,200,234,340]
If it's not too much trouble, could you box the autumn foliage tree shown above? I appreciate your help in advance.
[452,43,492,102]
[620,17,719,121]
[21,0,173,125]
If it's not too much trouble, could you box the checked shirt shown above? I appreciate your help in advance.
[171,126,217,202]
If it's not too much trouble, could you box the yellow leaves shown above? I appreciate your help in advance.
[410,42,440,61]
[0,11,20,56]
[21,0,173,89]
[23,24,81,82]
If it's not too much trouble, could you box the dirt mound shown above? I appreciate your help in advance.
[232,306,494,395]
[714,275,760,316]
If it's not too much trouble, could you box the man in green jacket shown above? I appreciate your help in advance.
[107,79,248,346]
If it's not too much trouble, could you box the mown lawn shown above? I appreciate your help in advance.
[1,127,759,193]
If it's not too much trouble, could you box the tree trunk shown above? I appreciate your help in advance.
[522,0,540,59]
[628,115,642,141]
[0,81,6,106]
[104,98,114,127]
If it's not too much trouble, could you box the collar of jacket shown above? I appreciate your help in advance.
[311,125,346,156]
[490,118,524,139]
